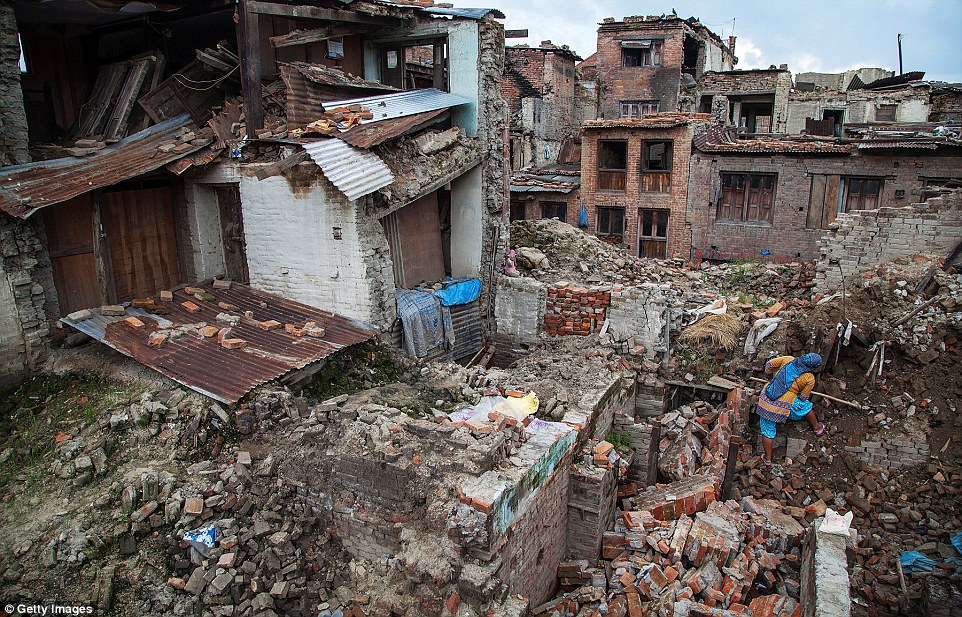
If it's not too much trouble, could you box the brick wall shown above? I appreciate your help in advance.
[786,86,931,134]
[503,48,545,119]
[515,189,582,226]
[929,91,962,123]
[696,70,792,132]
[566,461,618,560]
[544,284,610,336]
[687,150,962,263]
[582,122,707,259]
[0,4,28,166]
[815,190,962,293]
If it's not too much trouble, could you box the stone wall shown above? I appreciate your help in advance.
[494,275,545,341]
[0,214,54,386]
[688,151,962,264]
[606,284,680,364]
[512,189,582,228]
[0,4,28,166]
[815,190,962,294]
[787,85,931,134]
[929,91,962,124]
[800,517,854,617]
[696,69,792,132]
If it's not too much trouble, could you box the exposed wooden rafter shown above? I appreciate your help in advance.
[245,1,402,25]
[270,24,373,48]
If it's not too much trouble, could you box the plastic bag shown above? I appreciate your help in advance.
[578,204,588,228]
[183,523,218,555]
[900,550,938,573]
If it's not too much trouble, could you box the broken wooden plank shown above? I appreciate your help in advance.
[104,56,154,141]
[504,29,529,38]
[246,0,401,24]
[239,0,264,136]
[75,62,129,139]
[893,295,944,327]
[270,25,367,48]
[255,151,310,181]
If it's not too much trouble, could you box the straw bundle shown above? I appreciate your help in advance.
[678,313,743,351]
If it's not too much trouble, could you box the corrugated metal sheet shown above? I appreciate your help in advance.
[280,63,399,129]
[61,283,376,404]
[338,108,448,148]
[510,185,575,194]
[322,88,470,124]
[424,300,484,363]
[302,138,394,200]
[857,141,943,150]
[693,126,854,155]
[0,114,210,218]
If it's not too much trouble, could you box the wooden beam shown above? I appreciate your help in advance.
[270,24,372,48]
[719,439,741,501]
[246,1,400,25]
[505,29,529,38]
[238,0,264,135]
[255,151,310,181]
[646,425,661,487]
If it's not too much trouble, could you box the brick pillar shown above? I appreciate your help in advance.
[0,3,28,165]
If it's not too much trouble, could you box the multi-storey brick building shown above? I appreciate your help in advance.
[695,67,793,133]
[592,15,736,120]
[581,113,712,259]
[503,42,582,169]
[687,125,962,262]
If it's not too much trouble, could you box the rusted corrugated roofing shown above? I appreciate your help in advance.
[281,62,399,129]
[0,114,210,218]
[510,167,581,194]
[302,138,395,200]
[693,126,854,155]
[584,112,712,129]
[61,283,376,404]
[857,140,961,150]
[337,108,448,148]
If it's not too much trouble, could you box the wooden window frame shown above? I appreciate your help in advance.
[641,140,672,192]
[622,41,663,67]
[596,206,625,240]
[875,104,897,122]
[638,209,669,258]
[620,100,660,118]
[717,172,776,223]
[597,140,628,191]
[541,201,567,222]
[841,176,883,212]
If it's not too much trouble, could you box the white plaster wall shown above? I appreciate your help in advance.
[897,98,929,122]
[0,258,25,385]
[450,164,483,277]
[447,20,481,136]
[182,181,226,281]
[237,167,376,323]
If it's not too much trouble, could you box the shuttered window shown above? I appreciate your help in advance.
[598,140,628,191]
[717,173,775,223]
[842,177,883,212]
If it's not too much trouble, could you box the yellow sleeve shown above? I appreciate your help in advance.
[765,356,794,375]
[792,373,816,400]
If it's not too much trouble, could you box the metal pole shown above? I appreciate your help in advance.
[897,34,903,75]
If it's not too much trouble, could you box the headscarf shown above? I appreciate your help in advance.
[765,353,822,400]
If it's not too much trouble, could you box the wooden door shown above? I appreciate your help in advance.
[384,192,445,288]
[380,46,404,89]
[43,194,102,314]
[639,209,669,259]
[216,185,249,282]
[102,184,182,301]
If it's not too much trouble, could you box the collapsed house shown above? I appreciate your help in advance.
[0,0,509,392]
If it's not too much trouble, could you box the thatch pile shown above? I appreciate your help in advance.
[677,313,743,351]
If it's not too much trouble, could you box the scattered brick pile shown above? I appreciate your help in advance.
[544,284,611,336]
[538,497,805,617]
[305,104,375,134]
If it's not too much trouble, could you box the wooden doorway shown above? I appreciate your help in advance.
[639,209,669,259]
[383,191,445,288]
[216,185,249,282]
[102,182,182,300]
[42,194,102,315]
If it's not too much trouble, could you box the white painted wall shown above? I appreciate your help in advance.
[446,20,480,137]
[0,258,25,386]
[450,164,483,277]
[237,166,377,322]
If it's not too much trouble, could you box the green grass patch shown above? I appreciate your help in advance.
[299,342,404,401]
[606,429,635,455]
[0,374,130,493]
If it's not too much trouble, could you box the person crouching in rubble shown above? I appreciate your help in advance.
[757,353,827,465]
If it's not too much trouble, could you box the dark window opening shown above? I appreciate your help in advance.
[622,40,662,67]
[509,200,527,221]
[842,177,882,212]
[620,100,660,118]
[641,140,672,192]
[597,140,628,191]
[717,173,776,222]
[596,206,625,240]
[699,95,713,114]
[541,202,566,222]
[737,101,775,134]
[682,34,699,77]
[639,209,669,258]
[876,104,897,122]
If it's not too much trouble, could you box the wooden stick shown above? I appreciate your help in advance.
[894,295,944,327]
[748,377,862,410]
[896,559,908,594]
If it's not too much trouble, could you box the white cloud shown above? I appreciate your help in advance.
[734,37,764,68]
[789,53,823,74]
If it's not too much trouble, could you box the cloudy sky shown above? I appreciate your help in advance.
[464,0,962,83]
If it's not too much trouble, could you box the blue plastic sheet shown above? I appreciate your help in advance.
[951,531,962,555]
[433,277,481,307]
[578,204,588,228]
[900,551,938,573]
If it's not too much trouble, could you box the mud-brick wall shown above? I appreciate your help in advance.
[0,215,54,386]
[566,462,617,560]
[815,191,962,295]
[544,285,610,336]
[0,4,28,166]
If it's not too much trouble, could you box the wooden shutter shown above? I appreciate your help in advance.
[807,174,841,229]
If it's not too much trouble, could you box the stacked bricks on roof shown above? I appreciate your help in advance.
[544,284,611,336]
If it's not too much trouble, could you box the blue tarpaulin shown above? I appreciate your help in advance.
[433,277,481,307]
[396,288,454,358]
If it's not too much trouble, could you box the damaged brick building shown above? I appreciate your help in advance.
[0,0,509,387]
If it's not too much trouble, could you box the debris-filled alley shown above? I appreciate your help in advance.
[0,1,960,616]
